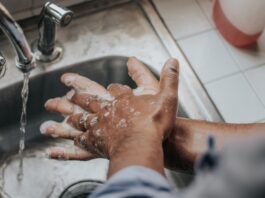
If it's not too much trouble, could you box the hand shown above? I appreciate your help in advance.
[42,57,179,162]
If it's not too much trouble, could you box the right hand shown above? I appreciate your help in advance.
[41,57,179,161]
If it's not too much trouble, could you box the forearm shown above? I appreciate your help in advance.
[164,118,265,173]
[108,130,164,178]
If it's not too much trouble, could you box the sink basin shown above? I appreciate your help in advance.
[0,56,141,156]
[0,56,189,198]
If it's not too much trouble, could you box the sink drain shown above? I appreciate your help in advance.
[59,180,103,198]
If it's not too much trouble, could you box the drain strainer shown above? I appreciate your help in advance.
[60,180,103,198]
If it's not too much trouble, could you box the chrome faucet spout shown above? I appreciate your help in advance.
[0,3,35,73]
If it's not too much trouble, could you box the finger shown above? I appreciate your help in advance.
[61,73,107,95]
[159,58,179,98]
[40,121,82,139]
[74,133,105,157]
[107,83,132,98]
[45,97,74,115]
[127,57,159,94]
[67,113,98,131]
[71,92,111,113]
[66,90,85,113]
[47,146,94,160]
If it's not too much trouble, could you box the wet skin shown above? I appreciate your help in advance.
[42,57,265,175]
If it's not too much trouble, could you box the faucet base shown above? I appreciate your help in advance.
[31,40,63,63]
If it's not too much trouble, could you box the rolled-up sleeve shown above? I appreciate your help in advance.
[90,166,177,198]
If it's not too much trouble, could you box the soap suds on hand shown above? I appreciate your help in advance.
[100,101,109,109]
[90,116,98,126]
[117,119,127,128]
[134,112,141,116]
[104,112,110,117]
[133,87,144,96]
[40,120,57,134]
[95,129,101,137]
[100,93,115,101]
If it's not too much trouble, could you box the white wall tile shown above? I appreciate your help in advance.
[196,0,215,26]
[178,30,239,83]
[223,31,265,70]
[206,73,265,123]
[153,0,212,39]
[245,65,265,106]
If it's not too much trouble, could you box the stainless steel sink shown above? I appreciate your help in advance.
[0,56,140,157]
[0,0,219,196]
[0,56,189,198]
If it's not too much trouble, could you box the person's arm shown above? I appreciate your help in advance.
[164,118,265,173]
[42,56,265,174]
[108,127,164,177]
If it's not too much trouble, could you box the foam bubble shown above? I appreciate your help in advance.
[117,119,127,128]
[133,87,144,96]
[104,112,110,117]
[40,121,57,134]
[90,117,98,126]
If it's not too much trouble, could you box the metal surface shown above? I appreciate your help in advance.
[59,180,103,198]
[0,56,188,197]
[0,52,6,78]
[0,3,35,73]
[32,2,73,62]
[0,1,220,197]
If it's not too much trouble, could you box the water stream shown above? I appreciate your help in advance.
[17,72,30,181]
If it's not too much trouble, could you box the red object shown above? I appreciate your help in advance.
[213,0,262,47]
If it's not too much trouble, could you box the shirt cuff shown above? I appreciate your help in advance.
[90,166,176,198]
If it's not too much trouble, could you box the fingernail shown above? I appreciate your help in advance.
[46,126,58,138]
[44,99,52,108]
[44,97,61,109]
[47,126,55,133]
[63,75,76,86]
[66,89,75,100]
[40,121,56,134]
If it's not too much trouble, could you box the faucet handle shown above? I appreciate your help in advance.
[32,2,73,63]
[42,2,73,27]
[0,52,6,78]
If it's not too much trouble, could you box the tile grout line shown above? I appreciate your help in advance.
[196,0,265,72]
[176,27,215,41]
[215,30,265,110]
[203,70,241,85]
[216,30,265,72]
[156,0,215,41]
[195,0,214,27]
[164,0,265,122]
[215,30,242,71]
[242,63,265,73]
[242,72,265,109]
[177,29,243,85]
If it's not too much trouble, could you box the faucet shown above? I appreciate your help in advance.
[32,2,73,62]
[0,3,35,73]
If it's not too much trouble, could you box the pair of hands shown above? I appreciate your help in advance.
[41,57,179,174]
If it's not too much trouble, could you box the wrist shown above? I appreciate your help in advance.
[163,119,195,173]
[108,131,164,177]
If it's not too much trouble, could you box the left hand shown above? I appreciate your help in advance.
[41,57,179,160]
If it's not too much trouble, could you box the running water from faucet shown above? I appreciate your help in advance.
[17,72,30,181]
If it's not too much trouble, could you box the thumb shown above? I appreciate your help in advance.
[159,58,179,97]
